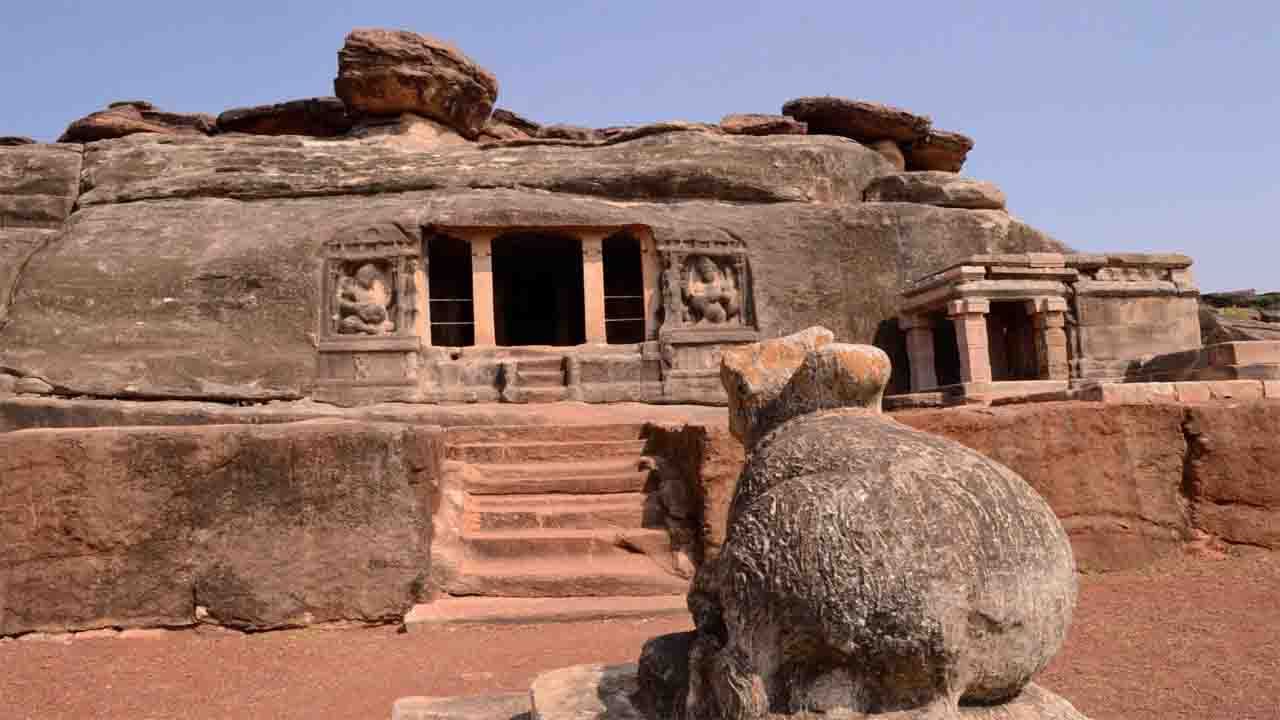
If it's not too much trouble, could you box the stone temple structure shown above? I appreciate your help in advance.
[0,27,1113,408]
[10,31,1276,711]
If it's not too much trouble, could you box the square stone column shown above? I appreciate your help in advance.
[900,314,938,392]
[948,299,992,384]
[1028,298,1070,381]
[581,231,607,344]
[639,230,662,340]
[469,233,496,346]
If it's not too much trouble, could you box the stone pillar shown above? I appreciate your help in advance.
[948,299,992,385]
[899,314,938,392]
[639,230,662,340]
[1029,298,1070,381]
[581,231,607,344]
[469,233,496,346]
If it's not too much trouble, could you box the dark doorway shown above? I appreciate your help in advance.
[492,232,585,346]
[603,232,645,344]
[931,311,961,387]
[987,301,1039,381]
[427,233,474,347]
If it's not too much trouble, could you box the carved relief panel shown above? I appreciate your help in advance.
[320,224,421,342]
[657,237,756,340]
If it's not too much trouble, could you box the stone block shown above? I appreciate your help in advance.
[391,693,528,720]
[0,420,443,635]
[899,402,1190,571]
[1097,383,1178,404]
[1265,380,1280,399]
[1185,404,1280,548]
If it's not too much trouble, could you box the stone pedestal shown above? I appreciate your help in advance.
[949,299,992,384]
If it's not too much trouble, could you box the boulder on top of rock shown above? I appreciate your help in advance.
[216,97,352,137]
[782,96,932,143]
[906,128,975,172]
[720,113,807,136]
[59,102,213,142]
[0,136,36,147]
[866,171,1007,210]
[334,28,499,139]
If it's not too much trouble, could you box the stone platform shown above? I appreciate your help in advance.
[392,664,1092,720]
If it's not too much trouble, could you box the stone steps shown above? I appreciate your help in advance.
[465,465,650,495]
[444,555,689,598]
[447,439,647,464]
[403,595,687,628]
[465,528,670,561]
[445,423,646,444]
[467,492,648,531]
[444,422,683,602]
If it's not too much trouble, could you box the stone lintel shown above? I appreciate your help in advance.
[1026,296,1069,314]
[903,264,987,297]
[947,298,990,316]
[987,266,1079,281]
[898,313,934,330]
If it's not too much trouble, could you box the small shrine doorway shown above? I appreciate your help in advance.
[492,231,585,347]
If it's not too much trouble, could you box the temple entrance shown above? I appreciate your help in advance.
[603,232,645,344]
[930,311,961,386]
[987,301,1039,381]
[492,232,585,347]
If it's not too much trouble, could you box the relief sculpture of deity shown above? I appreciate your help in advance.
[336,263,396,335]
[682,255,741,325]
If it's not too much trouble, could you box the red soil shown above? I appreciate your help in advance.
[2,551,1277,720]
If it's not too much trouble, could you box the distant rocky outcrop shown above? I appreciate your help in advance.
[334,28,499,139]
[1199,289,1280,344]
[783,96,974,172]
[59,101,214,142]
[0,136,35,146]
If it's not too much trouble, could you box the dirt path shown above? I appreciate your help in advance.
[3,552,1277,720]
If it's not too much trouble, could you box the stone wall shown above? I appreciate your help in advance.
[0,420,443,636]
[652,400,1280,573]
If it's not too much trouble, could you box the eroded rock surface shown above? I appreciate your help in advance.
[0,420,442,635]
[334,28,498,139]
[783,96,932,143]
[719,113,807,136]
[59,102,213,142]
[867,171,1006,209]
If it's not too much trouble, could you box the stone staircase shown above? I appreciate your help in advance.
[442,423,689,600]
[501,356,572,403]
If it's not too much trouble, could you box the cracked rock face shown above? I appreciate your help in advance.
[681,328,1079,719]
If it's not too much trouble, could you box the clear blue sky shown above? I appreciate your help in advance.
[3,1,1276,292]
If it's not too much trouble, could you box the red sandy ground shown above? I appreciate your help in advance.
[2,552,1277,720]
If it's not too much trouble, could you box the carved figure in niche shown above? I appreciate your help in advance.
[336,263,395,335]
[682,255,741,325]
